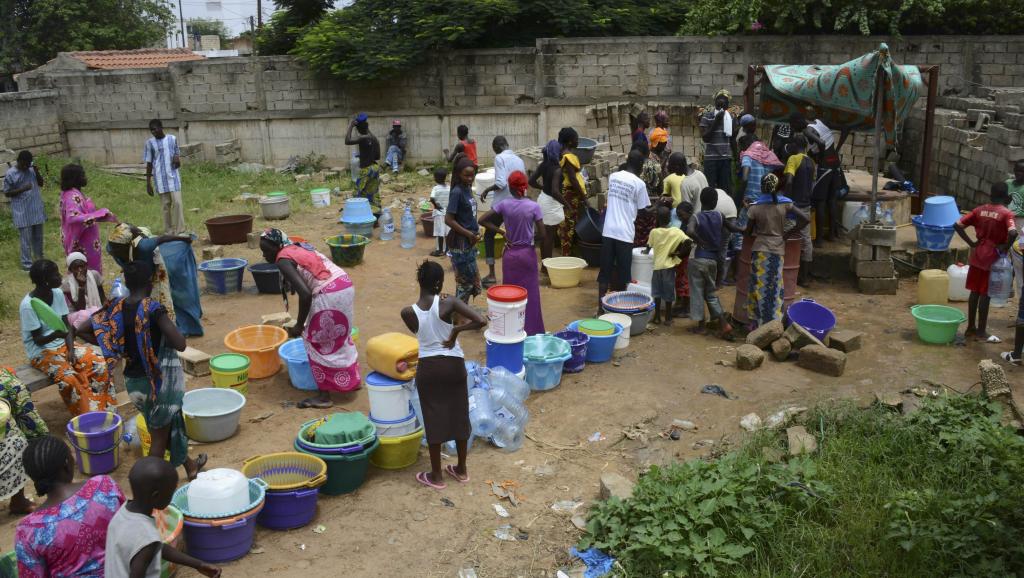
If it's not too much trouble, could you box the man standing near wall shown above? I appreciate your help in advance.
[3,150,46,271]
[346,113,382,220]
[479,136,525,287]
[384,120,407,174]
[144,119,185,235]
[699,90,737,202]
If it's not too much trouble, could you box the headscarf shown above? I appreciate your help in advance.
[739,114,756,127]
[715,89,731,102]
[261,228,292,247]
[542,140,562,164]
[65,252,101,309]
[508,171,529,198]
[66,252,87,268]
[108,223,136,246]
[740,140,783,168]
[753,173,792,205]
[264,228,330,280]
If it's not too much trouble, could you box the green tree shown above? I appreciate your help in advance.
[258,0,335,56]
[0,0,175,74]
[187,17,231,42]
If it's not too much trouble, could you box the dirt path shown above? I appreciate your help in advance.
[0,185,1012,577]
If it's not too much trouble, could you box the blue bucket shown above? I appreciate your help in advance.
[198,258,247,294]
[340,198,376,224]
[912,216,955,251]
[785,298,836,341]
[553,330,589,373]
[566,321,622,363]
[278,338,317,391]
[486,337,525,373]
[921,195,960,227]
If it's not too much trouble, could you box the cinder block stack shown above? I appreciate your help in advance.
[852,224,898,294]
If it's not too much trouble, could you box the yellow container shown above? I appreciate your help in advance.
[918,269,950,305]
[210,353,250,395]
[369,428,424,470]
[136,414,171,460]
[366,332,419,381]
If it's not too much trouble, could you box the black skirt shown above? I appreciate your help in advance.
[416,356,471,445]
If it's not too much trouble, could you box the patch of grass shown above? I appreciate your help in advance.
[582,396,1024,577]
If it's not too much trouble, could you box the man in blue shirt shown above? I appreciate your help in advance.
[3,150,46,270]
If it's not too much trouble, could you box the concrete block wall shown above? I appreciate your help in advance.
[0,90,64,156]
[25,70,176,125]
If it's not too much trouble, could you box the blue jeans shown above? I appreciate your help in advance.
[18,223,43,269]
[385,145,403,172]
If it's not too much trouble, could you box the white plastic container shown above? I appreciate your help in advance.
[627,282,651,296]
[486,285,528,342]
[365,372,412,422]
[186,468,249,517]
[259,196,290,220]
[841,201,866,233]
[310,189,331,208]
[947,263,970,301]
[370,410,418,438]
[599,313,632,349]
[631,248,654,286]
[473,169,496,200]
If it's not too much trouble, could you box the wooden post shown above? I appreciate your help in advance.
[917,65,940,213]
[744,65,758,114]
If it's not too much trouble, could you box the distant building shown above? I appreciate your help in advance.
[26,48,205,73]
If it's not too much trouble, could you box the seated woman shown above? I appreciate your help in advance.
[82,261,208,480]
[107,223,203,337]
[62,252,105,329]
[16,435,125,577]
[260,229,360,409]
[20,259,115,417]
[0,367,48,515]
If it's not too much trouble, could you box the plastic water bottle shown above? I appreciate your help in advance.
[378,207,395,241]
[122,418,141,452]
[852,204,869,228]
[881,207,896,226]
[400,205,416,249]
[110,277,128,299]
[468,388,497,437]
[487,366,530,402]
[989,252,1012,307]
[350,152,359,183]
[489,387,529,426]
[491,419,524,451]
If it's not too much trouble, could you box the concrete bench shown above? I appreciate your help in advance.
[14,364,136,419]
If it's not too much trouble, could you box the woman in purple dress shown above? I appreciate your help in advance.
[478,171,546,335]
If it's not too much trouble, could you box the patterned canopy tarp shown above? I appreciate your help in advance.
[760,43,924,146]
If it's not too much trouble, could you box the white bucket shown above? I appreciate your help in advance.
[310,189,331,208]
[841,201,865,233]
[259,196,290,220]
[370,411,418,438]
[186,468,249,516]
[486,298,527,342]
[631,248,654,286]
[366,377,412,422]
[599,313,632,350]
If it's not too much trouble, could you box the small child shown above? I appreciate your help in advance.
[646,206,692,326]
[429,167,450,257]
[104,457,220,578]
[782,135,815,286]
[685,187,743,339]
[954,181,1017,343]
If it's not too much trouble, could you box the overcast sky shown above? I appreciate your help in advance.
[170,1,352,42]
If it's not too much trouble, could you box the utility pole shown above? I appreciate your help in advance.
[257,0,263,27]
[178,1,186,48]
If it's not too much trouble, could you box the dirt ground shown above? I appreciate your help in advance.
[0,186,1016,577]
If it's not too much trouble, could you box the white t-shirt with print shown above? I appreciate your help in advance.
[602,170,651,244]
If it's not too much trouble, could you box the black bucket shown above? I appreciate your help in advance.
[575,207,603,245]
[249,263,281,294]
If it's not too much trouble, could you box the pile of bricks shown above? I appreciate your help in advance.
[585,101,706,161]
[514,145,625,211]
[215,138,241,165]
[851,223,898,294]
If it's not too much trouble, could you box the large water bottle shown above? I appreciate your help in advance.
[468,388,497,437]
[400,205,416,249]
[350,152,359,183]
[487,366,529,402]
[989,252,1012,307]
[491,419,524,452]
[489,386,529,427]
[378,207,395,241]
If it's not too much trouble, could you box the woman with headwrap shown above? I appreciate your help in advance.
[107,223,203,337]
[479,171,545,335]
[557,128,587,257]
[529,139,568,270]
[649,110,672,172]
[445,156,482,302]
[260,229,360,408]
[62,252,105,329]
[743,173,807,329]
[59,163,116,274]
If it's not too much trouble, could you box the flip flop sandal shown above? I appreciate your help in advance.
[415,471,447,490]
[445,464,470,483]
[1001,352,1022,366]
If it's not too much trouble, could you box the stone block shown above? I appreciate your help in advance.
[179,346,211,377]
[736,344,766,370]
[858,275,899,295]
[770,338,792,362]
[201,245,224,261]
[828,330,863,353]
[262,312,294,327]
[247,232,260,249]
[786,426,817,455]
[599,472,634,501]
[850,240,873,261]
[796,344,847,377]
[746,319,784,349]
[783,322,825,350]
[856,224,897,247]
[873,245,891,261]
[855,259,895,278]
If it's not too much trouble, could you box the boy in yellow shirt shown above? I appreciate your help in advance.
[645,206,692,326]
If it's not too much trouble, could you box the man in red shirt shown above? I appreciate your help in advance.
[954,182,1017,342]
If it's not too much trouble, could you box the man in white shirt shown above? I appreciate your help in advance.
[479,136,525,287]
[598,149,653,313]
[144,119,185,235]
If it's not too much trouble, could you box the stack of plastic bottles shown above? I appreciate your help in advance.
[409,362,530,452]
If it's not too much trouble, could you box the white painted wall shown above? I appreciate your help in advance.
[166,0,272,47]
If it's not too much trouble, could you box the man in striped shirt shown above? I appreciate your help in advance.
[144,119,185,235]
[3,150,46,270]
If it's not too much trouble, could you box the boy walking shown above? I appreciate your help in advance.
[144,120,185,235]
[646,206,691,326]
[954,182,1017,343]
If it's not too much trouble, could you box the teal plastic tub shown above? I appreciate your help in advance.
[910,304,966,344]
[522,335,572,391]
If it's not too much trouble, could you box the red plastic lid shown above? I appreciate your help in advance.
[487,284,527,302]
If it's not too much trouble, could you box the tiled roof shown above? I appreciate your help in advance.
[67,48,205,70]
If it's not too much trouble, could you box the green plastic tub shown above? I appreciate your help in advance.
[325,234,370,267]
[910,304,966,344]
[294,437,379,495]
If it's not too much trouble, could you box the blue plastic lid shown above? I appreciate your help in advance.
[369,409,416,424]
[365,371,410,387]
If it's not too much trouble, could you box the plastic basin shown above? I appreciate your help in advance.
[343,221,374,237]
[601,291,654,314]
[912,216,955,252]
[325,234,370,267]
[224,325,287,379]
[575,207,604,245]
[574,137,598,165]
[249,263,281,294]
[182,388,246,443]
[553,330,589,373]
[181,504,263,563]
[296,415,377,452]
[921,195,960,227]
[205,214,254,245]
[785,298,837,341]
[543,257,587,288]
[259,196,290,220]
[198,258,247,294]
[340,198,375,223]
[66,411,123,475]
[567,320,622,363]
[369,427,424,470]
[911,304,966,344]
[293,437,379,495]
[156,506,183,578]
[522,334,572,391]
[241,452,327,491]
[278,338,317,391]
